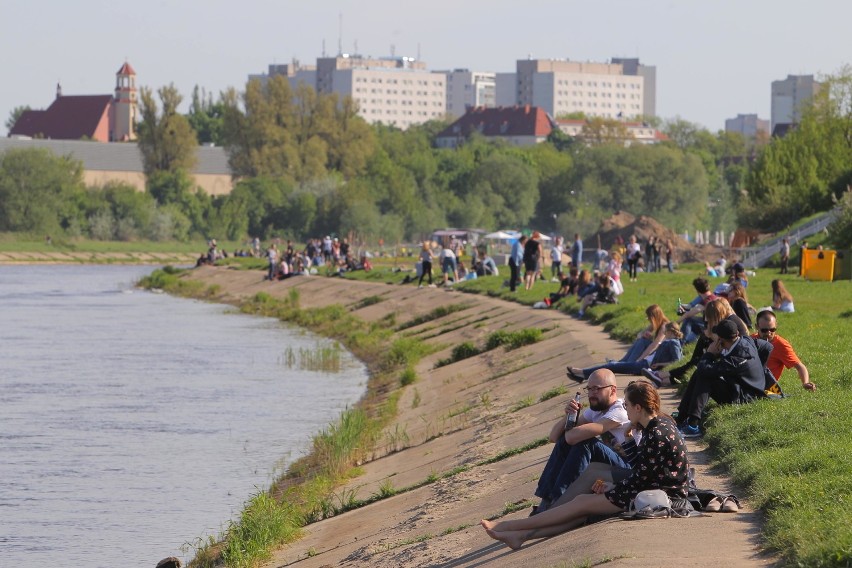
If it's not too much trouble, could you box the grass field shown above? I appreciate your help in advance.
[436,265,852,568]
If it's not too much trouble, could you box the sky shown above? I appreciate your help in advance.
[2,0,850,133]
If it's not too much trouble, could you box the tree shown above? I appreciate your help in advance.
[187,86,225,145]
[579,117,633,146]
[137,84,198,176]
[0,148,85,233]
[5,105,30,133]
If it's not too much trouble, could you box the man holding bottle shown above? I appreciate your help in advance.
[531,369,631,515]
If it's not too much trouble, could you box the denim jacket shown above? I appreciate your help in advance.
[650,338,683,366]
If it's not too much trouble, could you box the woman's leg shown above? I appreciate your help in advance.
[620,337,652,362]
[481,493,622,549]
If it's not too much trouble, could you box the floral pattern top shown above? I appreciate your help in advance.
[605,416,689,509]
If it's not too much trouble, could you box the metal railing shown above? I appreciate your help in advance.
[735,208,840,268]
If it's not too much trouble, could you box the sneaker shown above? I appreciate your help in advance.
[641,368,662,387]
[679,424,702,438]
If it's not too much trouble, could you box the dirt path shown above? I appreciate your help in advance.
[186,266,778,568]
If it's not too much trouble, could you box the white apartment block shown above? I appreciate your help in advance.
[316,55,446,129]
[771,74,822,133]
[439,69,496,118]
[516,59,645,120]
[495,73,517,107]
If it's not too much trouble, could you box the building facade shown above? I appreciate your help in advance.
[771,74,822,134]
[515,59,649,120]
[439,69,496,118]
[555,119,667,145]
[248,61,317,91]
[315,55,446,129]
[725,113,770,138]
[435,105,553,148]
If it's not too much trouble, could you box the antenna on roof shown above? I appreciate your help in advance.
[322,38,326,57]
[390,44,395,57]
[417,43,421,61]
[338,12,343,55]
[354,39,358,55]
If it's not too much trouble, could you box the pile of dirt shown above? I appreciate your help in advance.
[592,211,716,263]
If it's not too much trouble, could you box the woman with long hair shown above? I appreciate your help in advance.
[771,279,795,312]
[726,281,753,329]
[417,241,434,287]
[618,304,670,363]
[626,235,641,282]
[481,381,688,550]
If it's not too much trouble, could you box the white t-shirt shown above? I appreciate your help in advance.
[582,398,631,445]
[551,245,563,262]
[627,243,641,260]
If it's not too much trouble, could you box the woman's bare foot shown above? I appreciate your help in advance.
[480,519,496,531]
[487,529,525,550]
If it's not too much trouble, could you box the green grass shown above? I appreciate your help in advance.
[456,266,852,567]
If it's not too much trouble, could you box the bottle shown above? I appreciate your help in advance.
[676,297,683,315]
[564,391,582,429]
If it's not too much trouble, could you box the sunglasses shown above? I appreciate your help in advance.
[759,327,777,333]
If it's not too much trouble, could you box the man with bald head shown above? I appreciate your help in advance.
[532,369,631,515]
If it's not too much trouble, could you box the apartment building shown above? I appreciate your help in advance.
[438,69,496,118]
[316,55,446,129]
[725,113,770,138]
[515,59,650,120]
[771,74,822,134]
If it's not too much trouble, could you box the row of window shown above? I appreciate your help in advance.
[556,80,640,89]
[353,87,443,98]
[354,76,443,87]
[356,98,444,108]
[555,91,641,99]
[559,101,641,110]
[366,109,443,117]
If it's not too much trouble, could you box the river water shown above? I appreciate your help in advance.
[0,265,367,567]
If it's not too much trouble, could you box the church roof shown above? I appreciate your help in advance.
[117,61,136,75]
[9,95,113,141]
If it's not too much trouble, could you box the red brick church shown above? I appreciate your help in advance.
[9,62,138,142]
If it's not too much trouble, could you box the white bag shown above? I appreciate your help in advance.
[631,489,671,511]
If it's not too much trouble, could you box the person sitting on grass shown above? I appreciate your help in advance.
[617,304,671,363]
[675,319,766,438]
[771,279,795,313]
[752,309,814,391]
[677,277,718,343]
[481,380,688,550]
[576,274,617,317]
[575,269,594,298]
[568,322,683,383]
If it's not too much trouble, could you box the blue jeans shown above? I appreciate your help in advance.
[535,437,629,503]
[583,360,649,377]
[620,337,651,362]
[681,317,705,344]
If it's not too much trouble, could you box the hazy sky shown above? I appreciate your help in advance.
[2,0,850,133]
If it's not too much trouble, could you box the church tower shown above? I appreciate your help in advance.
[112,61,137,141]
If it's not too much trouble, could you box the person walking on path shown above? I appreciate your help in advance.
[418,242,434,287]
[780,238,790,274]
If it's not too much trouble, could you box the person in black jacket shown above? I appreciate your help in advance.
[676,319,766,437]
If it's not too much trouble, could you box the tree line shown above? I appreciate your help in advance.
[2,69,851,247]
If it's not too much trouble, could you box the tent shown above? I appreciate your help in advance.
[484,231,516,240]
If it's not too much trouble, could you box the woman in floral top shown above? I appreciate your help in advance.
[481,380,689,550]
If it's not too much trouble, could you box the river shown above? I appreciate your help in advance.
[0,264,367,567]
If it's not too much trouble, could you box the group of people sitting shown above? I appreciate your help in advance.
[481,283,814,549]
[264,238,373,281]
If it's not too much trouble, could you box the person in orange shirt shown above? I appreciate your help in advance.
[752,309,815,391]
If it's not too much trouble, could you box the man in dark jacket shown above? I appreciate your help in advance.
[676,319,766,437]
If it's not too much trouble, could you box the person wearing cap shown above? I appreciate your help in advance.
[752,309,814,391]
[675,319,766,437]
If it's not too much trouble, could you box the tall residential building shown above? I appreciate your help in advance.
[725,113,770,138]
[771,74,822,134]
[494,73,517,107]
[248,61,317,91]
[439,69,496,118]
[610,58,656,118]
[315,55,446,129]
[515,59,648,120]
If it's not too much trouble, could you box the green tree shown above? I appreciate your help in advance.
[187,86,225,145]
[137,84,198,176]
[0,147,85,233]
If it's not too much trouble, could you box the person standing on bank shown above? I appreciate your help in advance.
[550,237,564,279]
[780,238,790,274]
[571,233,583,268]
[626,235,641,282]
[509,235,527,292]
[524,232,543,290]
[417,242,434,287]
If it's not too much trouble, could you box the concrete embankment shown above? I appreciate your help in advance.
[186,266,776,568]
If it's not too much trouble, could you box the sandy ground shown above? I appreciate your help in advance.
[185,266,779,568]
